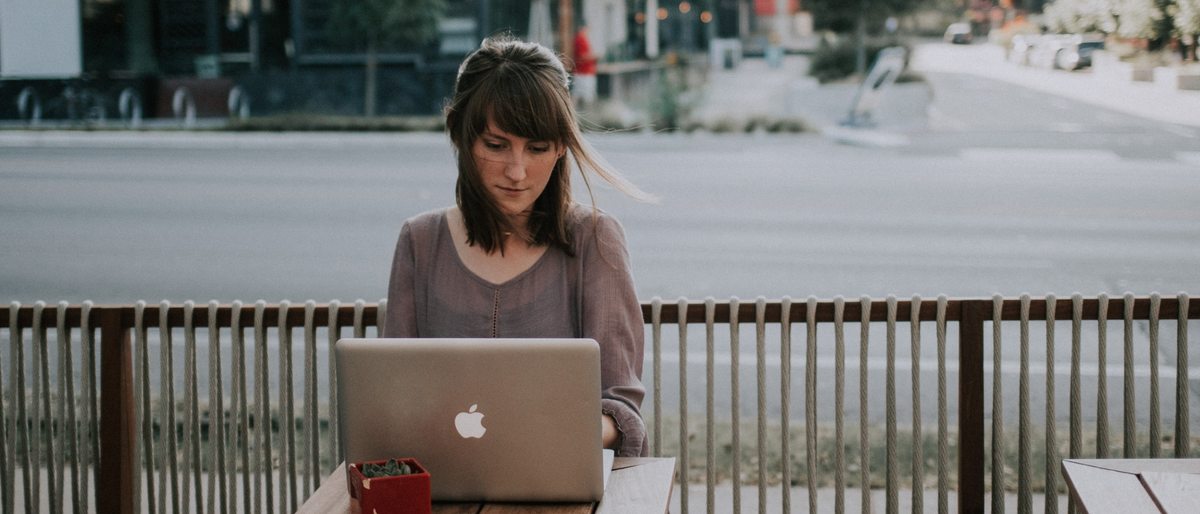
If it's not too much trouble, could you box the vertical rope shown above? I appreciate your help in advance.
[1148,293,1161,459]
[935,295,948,514]
[279,300,297,514]
[1067,294,1082,514]
[755,297,767,514]
[651,298,662,459]
[182,301,203,514]
[1017,295,1031,514]
[55,302,73,514]
[885,295,897,514]
[832,297,845,514]
[135,301,154,514]
[1176,293,1190,458]
[255,301,271,514]
[79,301,97,514]
[352,299,365,339]
[678,297,690,514]
[304,300,318,499]
[1123,292,1136,459]
[910,295,923,514]
[779,297,792,514]
[1096,293,1109,459]
[207,301,228,514]
[1044,294,1058,514]
[31,301,46,513]
[232,301,250,514]
[8,302,25,514]
[3,303,14,514]
[53,302,69,514]
[159,301,180,514]
[327,299,341,472]
[859,296,871,514]
[804,296,817,514]
[729,297,741,514]
[375,298,386,340]
[704,299,716,514]
[991,294,1004,514]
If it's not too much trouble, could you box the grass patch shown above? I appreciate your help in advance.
[224,113,444,132]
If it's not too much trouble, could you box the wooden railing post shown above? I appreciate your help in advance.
[958,300,986,514]
[97,307,136,513]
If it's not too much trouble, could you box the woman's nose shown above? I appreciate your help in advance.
[503,156,527,181]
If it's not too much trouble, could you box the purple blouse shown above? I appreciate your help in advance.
[384,206,648,457]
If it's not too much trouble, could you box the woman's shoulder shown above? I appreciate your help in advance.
[567,204,627,246]
[402,207,451,236]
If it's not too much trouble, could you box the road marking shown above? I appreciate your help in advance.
[651,352,1200,379]
[1177,152,1200,165]
[1163,124,1198,138]
[1048,122,1086,133]
[960,148,1121,162]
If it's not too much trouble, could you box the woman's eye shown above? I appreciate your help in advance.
[530,145,551,153]
[484,141,504,150]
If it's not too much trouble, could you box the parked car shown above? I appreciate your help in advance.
[1054,34,1105,70]
[1011,33,1105,71]
[944,23,972,44]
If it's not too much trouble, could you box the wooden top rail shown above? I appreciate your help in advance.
[3,296,1197,329]
[1,302,382,329]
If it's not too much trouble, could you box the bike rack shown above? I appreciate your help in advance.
[172,86,197,128]
[118,87,143,128]
[228,86,250,120]
[16,87,42,126]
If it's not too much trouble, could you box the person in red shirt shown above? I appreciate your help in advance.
[572,25,598,108]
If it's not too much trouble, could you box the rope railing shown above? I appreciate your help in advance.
[0,295,1196,514]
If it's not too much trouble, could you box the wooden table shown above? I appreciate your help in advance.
[297,457,676,514]
[1061,459,1200,514]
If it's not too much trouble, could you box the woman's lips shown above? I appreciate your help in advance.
[497,186,524,197]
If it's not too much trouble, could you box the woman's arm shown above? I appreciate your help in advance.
[581,212,648,457]
[384,221,419,339]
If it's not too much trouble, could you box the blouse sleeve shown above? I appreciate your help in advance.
[384,221,419,339]
[581,213,648,457]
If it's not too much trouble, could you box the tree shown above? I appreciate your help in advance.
[327,0,446,116]
[1044,0,1118,33]
[1174,0,1200,59]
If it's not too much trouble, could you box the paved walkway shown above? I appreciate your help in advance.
[910,42,1200,128]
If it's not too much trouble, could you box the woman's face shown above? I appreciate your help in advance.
[471,120,564,220]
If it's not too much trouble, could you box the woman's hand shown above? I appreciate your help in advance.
[602,413,620,450]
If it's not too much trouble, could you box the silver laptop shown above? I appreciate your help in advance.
[336,338,605,502]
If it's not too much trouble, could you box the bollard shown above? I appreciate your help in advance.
[173,87,197,128]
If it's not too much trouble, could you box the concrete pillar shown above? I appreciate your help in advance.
[646,0,659,57]
[125,0,158,74]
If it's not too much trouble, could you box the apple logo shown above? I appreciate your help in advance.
[455,404,486,439]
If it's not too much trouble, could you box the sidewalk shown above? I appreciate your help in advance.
[910,42,1200,128]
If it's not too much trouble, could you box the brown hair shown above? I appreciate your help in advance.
[444,36,652,256]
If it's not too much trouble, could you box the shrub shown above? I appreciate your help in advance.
[808,39,913,84]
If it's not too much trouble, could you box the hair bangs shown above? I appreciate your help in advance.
[478,63,572,145]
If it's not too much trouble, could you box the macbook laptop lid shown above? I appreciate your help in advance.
[336,338,605,502]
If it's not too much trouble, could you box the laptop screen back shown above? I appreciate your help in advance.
[336,338,604,502]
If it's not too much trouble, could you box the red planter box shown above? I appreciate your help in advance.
[347,459,432,514]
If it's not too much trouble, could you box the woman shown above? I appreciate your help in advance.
[383,37,654,457]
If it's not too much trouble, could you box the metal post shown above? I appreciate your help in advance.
[559,0,573,59]
[97,307,136,514]
[958,300,986,514]
[250,0,263,72]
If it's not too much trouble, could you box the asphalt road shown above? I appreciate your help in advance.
[2,46,1199,432]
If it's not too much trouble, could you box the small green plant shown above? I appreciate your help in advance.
[360,459,414,478]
